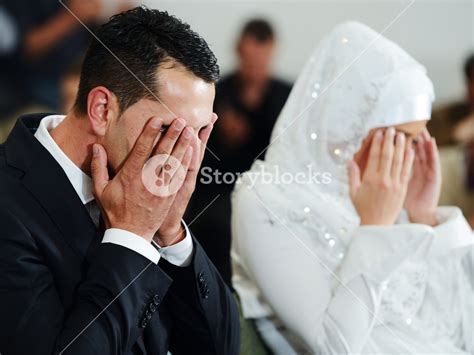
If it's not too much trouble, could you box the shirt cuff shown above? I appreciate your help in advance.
[102,228,160,264]
[154,220,194,267]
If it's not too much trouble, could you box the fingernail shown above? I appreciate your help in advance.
[93,144,99,156]
[388,127,395,135]
[151,117,162,129]
[375,130,383,140]
[184,127,193,139]
[175,119,185,130]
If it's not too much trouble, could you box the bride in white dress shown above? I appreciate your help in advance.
[231,22,473,354]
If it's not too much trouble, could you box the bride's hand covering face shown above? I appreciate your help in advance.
[348,119,442,226]
[404,128,442,225]
[348,127,415,225]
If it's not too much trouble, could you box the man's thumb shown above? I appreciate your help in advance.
[90,144,109,198]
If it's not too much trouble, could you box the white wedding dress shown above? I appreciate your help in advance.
[231,22,473,354]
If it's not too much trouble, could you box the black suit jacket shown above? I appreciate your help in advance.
[0,114,240,355]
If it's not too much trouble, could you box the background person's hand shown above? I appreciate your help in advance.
[404,129,441,226]
[348,128,415,225]
[155,114,218,246]
[90,117,193,242]
[68,0,102,23]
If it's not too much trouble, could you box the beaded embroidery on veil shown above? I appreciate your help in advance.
[234,22,473,347]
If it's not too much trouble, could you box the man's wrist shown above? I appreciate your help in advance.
[154,223,186,247]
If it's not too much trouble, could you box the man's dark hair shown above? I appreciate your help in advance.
[464,53,474,82]
[240,18,275,43]
[74,6,220,114]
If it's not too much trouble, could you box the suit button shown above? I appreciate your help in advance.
[149,303,157,313]
[140,318,148,328]
[198,272,205,283]
[153,294,161,306]
[199,285,210,299]
[145,310,152,320]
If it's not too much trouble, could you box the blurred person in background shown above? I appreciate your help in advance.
[187,18,292,288]
[60,59,83,113]
[467,139,474,228]
[0,3,20,120]
[452,54,474,144]
[428,53,474,145]
[0,1,134,121]
[434,53,474,227]
[0,0,102,113]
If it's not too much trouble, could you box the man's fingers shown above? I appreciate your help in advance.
[391,132,405,179]
[379,127,395,177]
[175,146,196,198]
[198,122,214,163]
[347,159,361,200]
[364,129,383,178]
[189,134,202,172]
[153,118,186,156]
[125,117,162,171]
[91,144,109,198]
[180,146,194,174]
[164,127,193,182]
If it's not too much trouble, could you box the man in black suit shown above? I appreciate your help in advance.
[0,7,239,355]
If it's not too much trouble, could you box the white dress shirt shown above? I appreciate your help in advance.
[35,115,193,266]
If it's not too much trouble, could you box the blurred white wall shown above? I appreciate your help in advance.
[142,0,474,105]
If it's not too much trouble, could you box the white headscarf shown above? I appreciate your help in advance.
[235,21,435,271]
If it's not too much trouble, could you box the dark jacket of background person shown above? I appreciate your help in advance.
[0,115,240,355]
[0,0,91,113]
[467,140,474,190]
[428,54,474,146]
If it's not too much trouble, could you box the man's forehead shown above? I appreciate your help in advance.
[138,98,212,128]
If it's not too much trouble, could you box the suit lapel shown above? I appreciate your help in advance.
[5,114,101,261]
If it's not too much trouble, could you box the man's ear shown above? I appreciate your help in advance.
[87,86,119,137]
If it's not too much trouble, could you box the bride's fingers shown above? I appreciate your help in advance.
[426,137,440,172]
[347,160,361,200]
[416,133,428,165]
[421,128,431,140]
[401,145,415,185]
[380,127,396,178]
[364,129,383,179]
[391,132,405,179]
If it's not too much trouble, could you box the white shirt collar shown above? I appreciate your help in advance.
[34,115,94,205]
